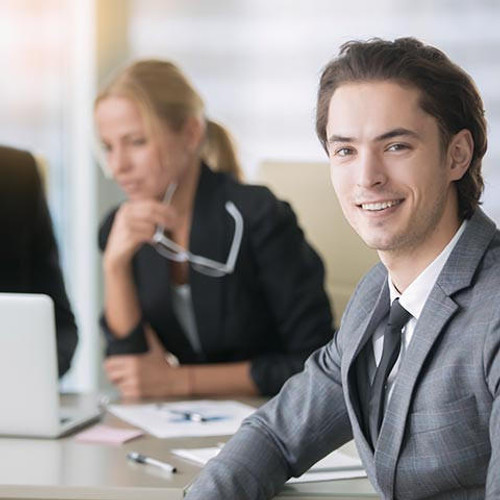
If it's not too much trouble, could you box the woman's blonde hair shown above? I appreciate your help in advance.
[95,59,243,181]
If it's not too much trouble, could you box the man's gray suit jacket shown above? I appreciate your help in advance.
[186,208,500,499]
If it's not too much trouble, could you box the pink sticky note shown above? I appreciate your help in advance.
[75,424,144,445]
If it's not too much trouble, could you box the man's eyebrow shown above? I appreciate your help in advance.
[327,128,421,145]
[327,134,354,144]
[374,128,421,141]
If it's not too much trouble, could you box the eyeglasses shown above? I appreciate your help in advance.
[152,201,244,277]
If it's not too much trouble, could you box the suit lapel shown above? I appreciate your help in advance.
[189,165,230,359]
[374,209,497,497]
[374,288,458,494]
[344,267,389,461]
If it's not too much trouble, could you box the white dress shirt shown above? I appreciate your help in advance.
[371,220,467,407]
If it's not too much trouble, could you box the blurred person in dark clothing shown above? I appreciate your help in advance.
[0,145,78,377]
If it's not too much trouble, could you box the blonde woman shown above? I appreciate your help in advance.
[95,60,333,399]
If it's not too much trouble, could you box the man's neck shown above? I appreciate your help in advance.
[380,217,463,293]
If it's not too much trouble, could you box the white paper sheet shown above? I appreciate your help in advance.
[108,400,256,438]
[171,446,367,483]
[287,468,367,483]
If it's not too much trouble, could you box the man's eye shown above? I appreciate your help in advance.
[387,143,409,152]
[335,147,353,157]
[131,138,147,146]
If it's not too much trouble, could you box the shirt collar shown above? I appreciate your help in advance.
[388,220,467,319]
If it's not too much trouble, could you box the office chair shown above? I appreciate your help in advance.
[256,160,379,325]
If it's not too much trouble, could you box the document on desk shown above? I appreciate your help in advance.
[286,450,367,483]
[171,447,366,483]
[108,400,256,438]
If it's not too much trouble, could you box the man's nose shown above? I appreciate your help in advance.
[356,149,387,188]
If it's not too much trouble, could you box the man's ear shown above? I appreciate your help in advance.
[448,129,474,181]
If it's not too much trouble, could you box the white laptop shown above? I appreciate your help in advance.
[0,293,101,438]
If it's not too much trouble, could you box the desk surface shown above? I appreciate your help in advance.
[0,395,377,500]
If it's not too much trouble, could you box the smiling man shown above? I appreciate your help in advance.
[325,81,471,290]
[186,38,500,499]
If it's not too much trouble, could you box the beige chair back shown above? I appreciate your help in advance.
[33,154,49,194]
[255,161,379,325]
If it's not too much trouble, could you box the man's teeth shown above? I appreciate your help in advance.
[361,200,401,211]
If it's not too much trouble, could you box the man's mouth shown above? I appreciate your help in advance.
[359,199,403,211]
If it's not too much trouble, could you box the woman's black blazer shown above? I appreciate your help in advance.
[99,164,333,395]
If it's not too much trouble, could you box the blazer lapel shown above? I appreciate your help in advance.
[374,208,497,497]
[374,288,458,495]
[344,264,390,364]
[189,165,231,359]
[136,245,197,360]
[344,266,389,462]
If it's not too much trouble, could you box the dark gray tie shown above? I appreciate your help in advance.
[368,298,411,446]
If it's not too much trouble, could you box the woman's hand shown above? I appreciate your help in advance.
[101,199,184,338]
[103,200,177,270]
[104,325,190,400]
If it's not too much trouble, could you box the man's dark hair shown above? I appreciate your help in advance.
[316,37,487,219]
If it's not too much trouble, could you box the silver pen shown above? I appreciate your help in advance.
[169,409,207,422]
[127,451,177,473]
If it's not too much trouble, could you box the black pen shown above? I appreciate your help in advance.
[127,451,177,473]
